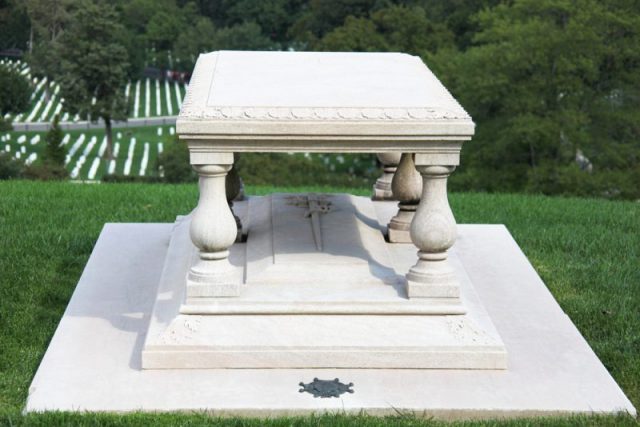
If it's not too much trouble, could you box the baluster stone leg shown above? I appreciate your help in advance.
[388,153,422,243]
[406,161,459,299]
[372,152,401,200]
[187,153,240,298]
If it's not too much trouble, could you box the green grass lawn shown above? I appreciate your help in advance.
[0,181,638,426]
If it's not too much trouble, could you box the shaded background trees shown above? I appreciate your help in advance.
[442,0,640,198]
[1,0,638,198]
[24,0,71,97]
[56,0,129,160]
[0,65,29,131]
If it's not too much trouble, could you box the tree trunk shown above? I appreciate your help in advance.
[104,116,114,160]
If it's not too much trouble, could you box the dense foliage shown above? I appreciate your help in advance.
[1,0,639,198]
[23,0,71,88]
[0,152,22,179]
[0,65,30,130]
[42,115,66,167]
[0,0,29,52]
[157,136,379,187]
[23,115,68,180]
[444,0,640,198]
[156,136,197,183]
[56,0,129,160]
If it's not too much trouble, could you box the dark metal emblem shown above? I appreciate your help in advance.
[299,378,354,398]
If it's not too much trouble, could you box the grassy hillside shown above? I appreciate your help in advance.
[1,125,175,181]
[0,181,638,426]
[1,59,187,123]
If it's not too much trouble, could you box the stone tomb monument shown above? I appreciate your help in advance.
[26,51,635,417]
[143,51,504,369]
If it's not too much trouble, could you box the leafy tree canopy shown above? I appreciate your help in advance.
[3,0,639,198]
[43,114,66,166]
[0,66,30,131]
[444,0,640,196]
[0,66,30,116]
[0,0,30,51]
[56,0,130,159]
[316,5,455,57]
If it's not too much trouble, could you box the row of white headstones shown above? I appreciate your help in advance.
[1,59,185,123]
[0,126,174,180]
[129,77,184,118]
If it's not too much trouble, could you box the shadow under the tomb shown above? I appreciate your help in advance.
[63,223,172,371]
[62,195,408,372]
[349,197,407,298]
[243,193,406,297]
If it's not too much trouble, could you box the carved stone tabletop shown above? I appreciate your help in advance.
[176,50,475,301]
[177,51,473,148]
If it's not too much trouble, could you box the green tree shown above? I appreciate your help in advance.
[157,136,196,183]
[408,0,501,49]
[445,0,640,198]
[290,0,386,44]
[0,0,30,51]
[43,114,66,166]
[0,153,23,179]
[224,0,306,44]
[25,0,72,99]
[121,0,167,35]
[0,66,30,131]
[146,10,185,53]
[56,0,129,160]
[23,113,68,180]
[119,0,170,75]
[174,18,273,71]
[173,16,218,71]
[315,16,387,51]
[316,5,455,57]
[214,22,273,50]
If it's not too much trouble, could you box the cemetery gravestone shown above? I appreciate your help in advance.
[26,51,636,418]
[141,51,505,369]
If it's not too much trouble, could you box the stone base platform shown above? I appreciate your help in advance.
[25,200,636,417]
[142,194,505,369]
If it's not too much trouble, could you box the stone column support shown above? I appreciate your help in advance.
[187,152,240,297]
[406,162,459,299]
[372,152,401,200]
[387,153,422,243]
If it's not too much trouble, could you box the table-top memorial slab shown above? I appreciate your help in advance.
[178,51,474,306]
[177,51,474,153]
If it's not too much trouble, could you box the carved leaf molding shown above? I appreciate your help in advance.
[178,105,471,121]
